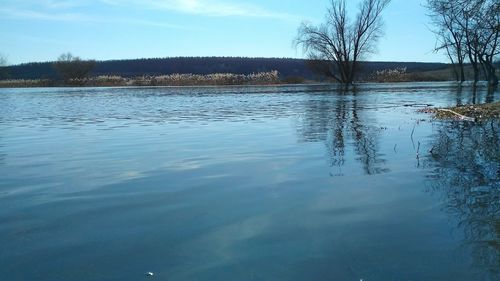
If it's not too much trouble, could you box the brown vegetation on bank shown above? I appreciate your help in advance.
[0,79,53,88]
[0,71,280,88]
[368,67,450,82]
[420,102,500,121]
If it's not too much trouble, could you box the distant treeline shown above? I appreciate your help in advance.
[0,57,449,81]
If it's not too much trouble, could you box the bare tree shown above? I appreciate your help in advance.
[475,0,500,86]
[53,52,96,83]
[460,0,491,85]
[427,0,467,82]
[295,0,391,85]
[427,0,499,86]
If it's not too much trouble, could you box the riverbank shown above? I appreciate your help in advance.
[0,71,282,88]
[0,67,455,88]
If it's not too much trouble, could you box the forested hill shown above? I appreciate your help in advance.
[1,57,448,80]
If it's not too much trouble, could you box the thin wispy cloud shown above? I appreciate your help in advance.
[101,0,301,21]
[0,7,93,22]
[113,18,203,30]
[0,31,70,45]
[0,6,195,30]
[38,0,86,9]
[1,0,303,29]
[0,0,87,11]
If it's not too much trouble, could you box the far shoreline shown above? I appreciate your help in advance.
[1,80,493,90]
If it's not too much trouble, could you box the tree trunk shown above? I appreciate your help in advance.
[488,69,498,87]
[459,62,465,83]
[471,62,480,86]
[486,62,498,87]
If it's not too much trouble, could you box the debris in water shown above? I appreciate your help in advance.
[418,102,500,121]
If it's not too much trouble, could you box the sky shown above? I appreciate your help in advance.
[0,0,446,65]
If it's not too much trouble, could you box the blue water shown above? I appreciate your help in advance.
[0,83,498,281]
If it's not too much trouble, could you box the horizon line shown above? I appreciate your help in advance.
[4,56,449,67]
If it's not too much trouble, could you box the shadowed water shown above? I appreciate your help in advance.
[0,83,498,281]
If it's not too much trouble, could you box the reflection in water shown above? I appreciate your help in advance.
[296,92,388,175]
[454,85,498,106]
[426,120,500,279]
[486,87,497,104]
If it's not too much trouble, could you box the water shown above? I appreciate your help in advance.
[0,83,498,281]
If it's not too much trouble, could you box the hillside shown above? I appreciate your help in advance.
[0,57,449,81]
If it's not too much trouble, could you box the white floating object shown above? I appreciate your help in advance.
[146,272,154,277]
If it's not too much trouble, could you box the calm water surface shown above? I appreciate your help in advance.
[0,83,498,281]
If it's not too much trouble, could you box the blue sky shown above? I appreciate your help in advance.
[0,0,445,65]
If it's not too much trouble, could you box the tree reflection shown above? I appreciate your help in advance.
[486,86,496,104]
[296,91,388,175]
[454,85,498,106]
[426,120,500,279]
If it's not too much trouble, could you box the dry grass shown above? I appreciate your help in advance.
[0,79,52,87]
[368,67,452,82]
[0,71,281,87]
[419,102,500,120]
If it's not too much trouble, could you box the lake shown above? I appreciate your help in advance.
[0,83,498,281]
